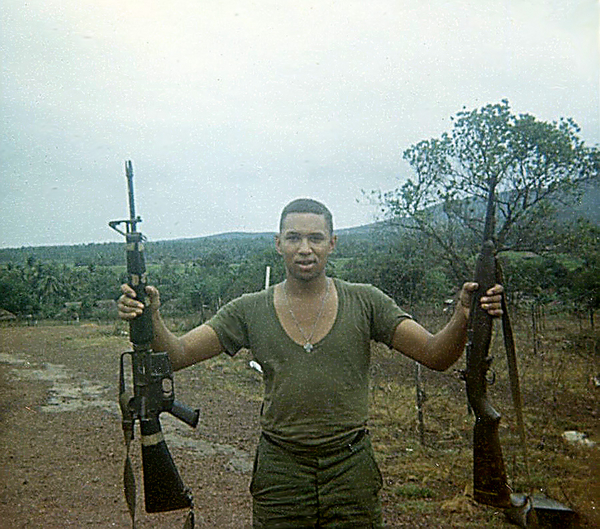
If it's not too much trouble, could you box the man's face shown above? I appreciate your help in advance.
[276,213,336,282]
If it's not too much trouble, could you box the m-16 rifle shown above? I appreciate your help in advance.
[110,160,199,529]
[464,173,537,527]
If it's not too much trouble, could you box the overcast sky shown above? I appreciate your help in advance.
[1,0,598,248]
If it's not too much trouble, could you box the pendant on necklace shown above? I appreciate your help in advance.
[303,343,314,353]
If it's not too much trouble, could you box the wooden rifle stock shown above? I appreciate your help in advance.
[462,176,564,527]
[463,170,514,508]
[463,176,541,529]
[465,240,512,507]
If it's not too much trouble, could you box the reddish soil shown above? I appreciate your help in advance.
[0,325,255,528]
[0,324,596,528]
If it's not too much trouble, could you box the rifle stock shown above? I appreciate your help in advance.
[112,161,198,527]
[462,168,518,508]
[140,416,193,512]
[465,240,512,507]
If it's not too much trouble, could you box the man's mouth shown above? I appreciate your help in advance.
[296,260,316,270]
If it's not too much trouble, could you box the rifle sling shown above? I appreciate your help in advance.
[123,429,137,528]
[119,358,137,528]
[496,261,533,489]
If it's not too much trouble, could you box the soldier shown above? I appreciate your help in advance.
[118,198,503,528]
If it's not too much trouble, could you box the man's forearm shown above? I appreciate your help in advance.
[392,306,468,372]
[427,306,469,371]
[150,311,224,370]
[150,310,187,370]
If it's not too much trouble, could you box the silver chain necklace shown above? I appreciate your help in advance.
[283,278,331,353]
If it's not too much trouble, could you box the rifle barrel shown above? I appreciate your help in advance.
[125,160,138,231]
[482,173,498,243]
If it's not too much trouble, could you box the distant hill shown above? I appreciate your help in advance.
[0,180,597,266]
[173,231,276,243]
[556,180,599,224]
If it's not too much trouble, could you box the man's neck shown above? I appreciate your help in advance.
[284,274,330,298]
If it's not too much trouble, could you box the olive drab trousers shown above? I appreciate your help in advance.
[251,430,384,528]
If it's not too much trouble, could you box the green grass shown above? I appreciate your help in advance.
[393,484,434,499]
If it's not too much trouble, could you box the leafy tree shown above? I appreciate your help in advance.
[560,219,600,323]
[375,100,600,283]
[0,265,32,315]
[223,248,284,301]
[37,271,67,315]
[336,230,453,309]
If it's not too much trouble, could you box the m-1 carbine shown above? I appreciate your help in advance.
[110,160,199,529]
[463,173,538,527]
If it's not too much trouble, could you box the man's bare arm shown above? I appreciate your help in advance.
[391,282,503,371]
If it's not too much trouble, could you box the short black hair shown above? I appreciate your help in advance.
[279,198,334,235]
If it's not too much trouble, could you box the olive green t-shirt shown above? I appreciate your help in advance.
[206,278,411,448]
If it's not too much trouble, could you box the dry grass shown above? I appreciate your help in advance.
[369,310,599,527]
[163,309,598,526]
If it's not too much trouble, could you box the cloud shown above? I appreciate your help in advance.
[1,0,598,247]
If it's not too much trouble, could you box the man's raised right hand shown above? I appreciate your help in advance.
[117,284,161,321]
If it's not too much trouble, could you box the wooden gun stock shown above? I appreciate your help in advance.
[465,240,512,507]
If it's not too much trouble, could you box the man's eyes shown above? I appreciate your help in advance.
[285,234,325,243]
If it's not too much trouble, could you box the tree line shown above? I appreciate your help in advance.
[1,100,598,323]
[0,218,596,323]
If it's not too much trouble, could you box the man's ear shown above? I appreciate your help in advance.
[329,234,338,251]
[275,234,283,255]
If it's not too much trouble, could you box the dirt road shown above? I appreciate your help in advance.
[0,325,256,528]
[1,324,594,528]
